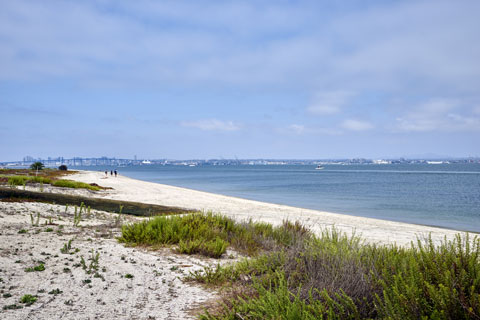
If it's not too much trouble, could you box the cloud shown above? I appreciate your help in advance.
[341,119,373,131]
[284,124,344,136]
[306,91,353,115]
[181,119,240,131]
[1,0,478,94]
[395,98,480,132]
[287,124,305,134]
[329,1,480,93]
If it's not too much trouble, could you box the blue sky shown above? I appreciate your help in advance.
[1,0,479,161]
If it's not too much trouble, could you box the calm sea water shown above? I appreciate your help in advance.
[76,164,480,232]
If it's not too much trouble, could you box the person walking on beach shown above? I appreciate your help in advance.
[110,170,113,176]
[114,170,117,177]
[105,170,107,177]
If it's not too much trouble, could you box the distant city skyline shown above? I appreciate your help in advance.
[1,1,479,162]
[2,154,478,166]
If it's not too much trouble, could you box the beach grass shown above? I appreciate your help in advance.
[51,179,100,191]
[118,212,311,258]
[127,212,480,319]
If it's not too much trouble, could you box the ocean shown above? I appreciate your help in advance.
[76,163,480,232]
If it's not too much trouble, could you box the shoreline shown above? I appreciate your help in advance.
[67,170,469,246]
[100,174,479,235]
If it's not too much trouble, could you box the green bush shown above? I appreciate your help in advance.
[178,239,203,255]
[30,176,52,184]
[201,272,360,320]
[193,228,480,319]
[20,294,37,306]
[119,213,480,319]
[7,175,30,186]
[52,179,100,191]
[119,213,310,258]
[375,234,480,319]
[4,175,99,191]
[201,238,229,258]
[6,175,52,186]
[119,213,233,257]
[25,263,45,272]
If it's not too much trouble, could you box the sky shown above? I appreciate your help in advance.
[1,0,479,161]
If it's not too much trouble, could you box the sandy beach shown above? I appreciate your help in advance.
[66,170,469,246]
[0,170,474,319]
[0,200,221,320]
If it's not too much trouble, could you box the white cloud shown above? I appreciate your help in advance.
[341,119,373,131]
[181,119,240,131]
[288,124,305,134]
[306,91,353,115]
[330,1,480,93]
[447,113,480,129]
[282,124,343,136]
[307,104,339,115]
[395,98,480,132]
[1,0,479,94]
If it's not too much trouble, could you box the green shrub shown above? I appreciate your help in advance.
[193,227,480,319]
[187,252,285,285]
[7,175,30,186]
[178,239,203,254]
[375,234,480,319]
[119,213,232,257]
[119,213,480,319]
[48,288,63,295]
[25,263,45,272]
[119,213,310,258]
[30,176,52,184]
[20,294,37,306]
[52,179,100,191]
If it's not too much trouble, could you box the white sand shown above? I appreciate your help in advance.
[67,170,470,246]
[0,201,219,319]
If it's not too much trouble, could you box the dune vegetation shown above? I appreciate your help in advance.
[121,213,480,319]
[0,168,101,191]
